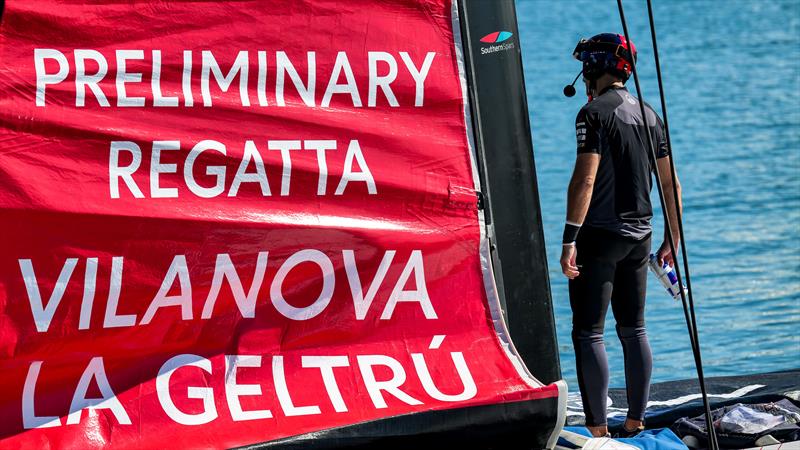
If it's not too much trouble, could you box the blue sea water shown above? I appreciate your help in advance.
[515,0,800,389]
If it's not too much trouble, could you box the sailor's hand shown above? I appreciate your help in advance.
[657,240,678,267]
[560,244,580,279]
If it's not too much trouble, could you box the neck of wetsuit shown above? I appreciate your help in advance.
[598,84,626,97]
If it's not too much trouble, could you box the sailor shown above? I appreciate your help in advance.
[560,33,683,437]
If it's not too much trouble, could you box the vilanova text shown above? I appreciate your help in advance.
[19,250,477,429]
[21,249,437,332]
[34,49,436,107]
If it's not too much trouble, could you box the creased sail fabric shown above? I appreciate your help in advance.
[0,1,563,447]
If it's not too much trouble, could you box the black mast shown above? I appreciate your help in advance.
[457,0,561,384]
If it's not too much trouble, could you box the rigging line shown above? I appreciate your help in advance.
[614,1,719,449]
[641,0,698,355]
[642,1,719,448]
[644,0,699,338]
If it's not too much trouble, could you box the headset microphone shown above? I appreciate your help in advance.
[563,70,583,97]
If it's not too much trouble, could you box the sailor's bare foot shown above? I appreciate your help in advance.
[587,424,609,437]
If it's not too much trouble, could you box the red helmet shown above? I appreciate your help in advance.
[573,33,637,81]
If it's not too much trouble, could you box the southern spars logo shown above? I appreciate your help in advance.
[480,31,513,43]
[479,31,515,55]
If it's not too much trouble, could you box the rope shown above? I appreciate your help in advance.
[614,1,719,448]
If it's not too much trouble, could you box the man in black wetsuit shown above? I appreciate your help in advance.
[560,33,683,437]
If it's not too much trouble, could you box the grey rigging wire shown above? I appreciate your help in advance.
[614,1,720,449]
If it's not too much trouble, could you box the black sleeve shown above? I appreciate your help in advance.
[575,108,601,154]
[655,114,669,159]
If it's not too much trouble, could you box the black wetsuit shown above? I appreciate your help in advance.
[570,86,669,427]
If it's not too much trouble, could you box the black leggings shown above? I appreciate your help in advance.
[569,226,653,427]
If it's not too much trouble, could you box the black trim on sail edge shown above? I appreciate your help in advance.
[457,0,561,384]
[236,397,560,450]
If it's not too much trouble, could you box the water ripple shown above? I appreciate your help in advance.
[518,0,800,388]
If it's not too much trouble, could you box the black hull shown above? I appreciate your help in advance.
[567,369,800,431]
[238,397,562,450]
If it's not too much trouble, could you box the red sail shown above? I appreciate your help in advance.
[0,1,564,448]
